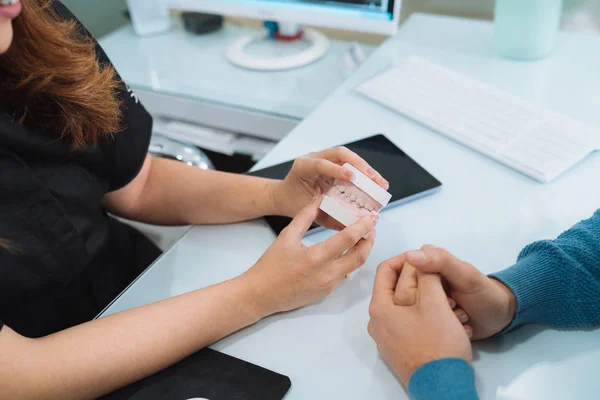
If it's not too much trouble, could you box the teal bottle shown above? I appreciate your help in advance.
[494,0,564,60]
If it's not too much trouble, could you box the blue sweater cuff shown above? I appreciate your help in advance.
[490,252,553,333]
[490,248,588,333]
[490,210,600,332]
[408,358,478,400]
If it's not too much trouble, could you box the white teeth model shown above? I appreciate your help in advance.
[0,0,19,5]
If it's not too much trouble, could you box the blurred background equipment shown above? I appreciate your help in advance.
[61,0,600,41]
[148,134,215,170]
[181,11,224,35]
[494,0,565,60]
[126,0,401,71]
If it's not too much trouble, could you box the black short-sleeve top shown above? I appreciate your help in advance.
[0,1,160,337]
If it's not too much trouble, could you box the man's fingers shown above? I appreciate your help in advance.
[405,245,485,292]
[283,197,321,241]
[464,325,473,339]
[372,256,405,303]
[454,308,469,324]
[335,229,376,276]
[393,262,418,306]
[416,271,448,306]
[449,297,457,309]
[316,215,377,259]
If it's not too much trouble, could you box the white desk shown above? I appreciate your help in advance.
[99,21,375,141]
[101,13,600,399]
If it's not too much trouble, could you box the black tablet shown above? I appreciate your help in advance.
[248,134,442,236]
[101,348,291,400]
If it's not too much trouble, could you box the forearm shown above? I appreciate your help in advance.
[110,156,283,225]
[491,209,600,331]
[408,359,479,400]
[0,275,265,400]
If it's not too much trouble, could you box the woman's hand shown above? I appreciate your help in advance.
[272,147,389,230]
[243,197,378,316]
[368,256,472,387]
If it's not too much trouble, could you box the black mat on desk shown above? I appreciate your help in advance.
[100,348,291,400]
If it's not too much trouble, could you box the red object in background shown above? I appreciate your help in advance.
[275,30,304,41]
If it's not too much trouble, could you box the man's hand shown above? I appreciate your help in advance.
[404,245,517,340]
[368,256,472,387]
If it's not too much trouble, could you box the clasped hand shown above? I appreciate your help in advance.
[368,246,518,386]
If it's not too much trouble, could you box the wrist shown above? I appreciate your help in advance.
[234,270,277,321]
[402,354,471,387]
[267,180,296,217]
[264,179,288,217]
[491,278,517,328]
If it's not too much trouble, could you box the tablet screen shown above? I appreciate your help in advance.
[248,134,442,236]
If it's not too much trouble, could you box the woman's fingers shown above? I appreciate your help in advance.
[309,147,389,189]
[296,157,353,182]
[316,215,377,260]
[282,197,321,242]
[335,229,376,277]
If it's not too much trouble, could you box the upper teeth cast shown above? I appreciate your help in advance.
[1,0,19,5]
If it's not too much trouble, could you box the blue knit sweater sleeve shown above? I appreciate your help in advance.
[408,358,478,400]
[491,209,600,330]
[407,210,600,400]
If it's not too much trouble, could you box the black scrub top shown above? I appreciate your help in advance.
[0,2,161,338]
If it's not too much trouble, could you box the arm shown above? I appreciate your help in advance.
[491,209,600,331]
[0,201,377,400]
[104,147,389,226]
[0,276,263,400]
[104,155,282,225]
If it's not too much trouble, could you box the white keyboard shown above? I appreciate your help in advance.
[358,56,599,183]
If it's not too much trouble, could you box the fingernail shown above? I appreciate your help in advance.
[343,168,354,179]
[448,298,456,309]
[407,250,426,263]
[371,214,379,224]
[459,313,469,324]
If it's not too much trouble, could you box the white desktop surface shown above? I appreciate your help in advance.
[100,21,375,122]
[101,14,600,400]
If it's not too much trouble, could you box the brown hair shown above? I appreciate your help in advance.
[0,0,122,148]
